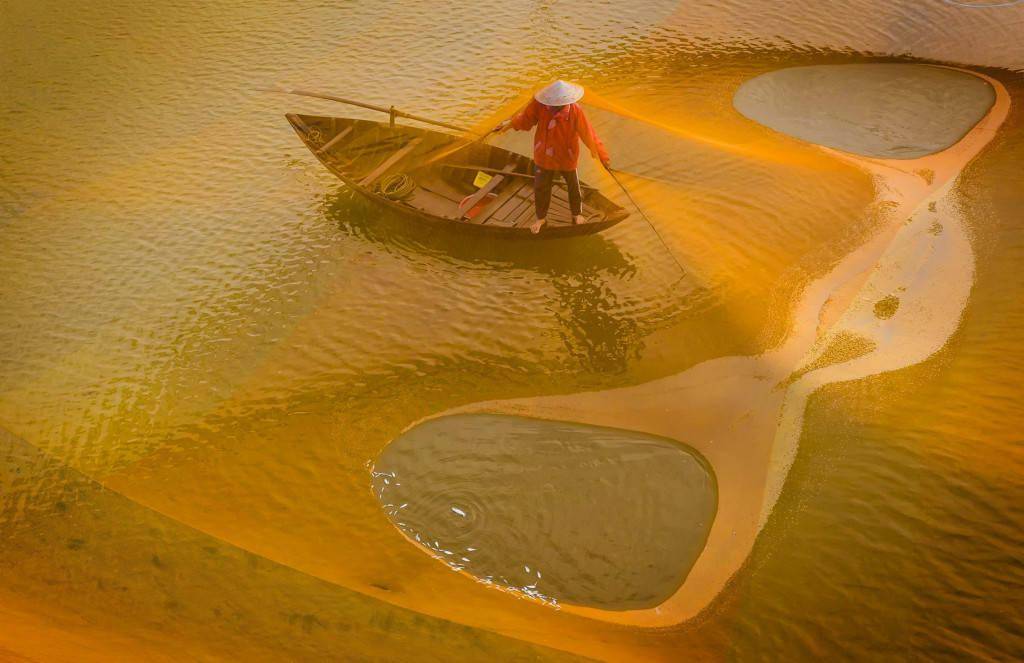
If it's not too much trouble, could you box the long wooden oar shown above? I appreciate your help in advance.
[260,85,504,168]
[258,85,481,135]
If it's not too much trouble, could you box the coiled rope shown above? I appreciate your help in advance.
[374,173,416,200]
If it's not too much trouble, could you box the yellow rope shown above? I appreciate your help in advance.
[375,173,416,200]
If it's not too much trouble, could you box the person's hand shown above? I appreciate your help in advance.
[601,158,612,171]
[494,120,512,134]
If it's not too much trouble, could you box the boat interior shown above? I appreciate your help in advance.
[287,114,628,232]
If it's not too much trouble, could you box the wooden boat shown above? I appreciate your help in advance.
[286,113,630,237]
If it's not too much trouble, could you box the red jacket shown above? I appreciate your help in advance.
[510,99,610,171]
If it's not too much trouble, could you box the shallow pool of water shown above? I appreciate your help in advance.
[373,414,716,610]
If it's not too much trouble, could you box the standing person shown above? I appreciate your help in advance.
[496,80,611,234]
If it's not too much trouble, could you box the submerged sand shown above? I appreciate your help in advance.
[374,65,1011,630]
[733,64,996,158]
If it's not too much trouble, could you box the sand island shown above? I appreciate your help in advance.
[372,63,1010,632]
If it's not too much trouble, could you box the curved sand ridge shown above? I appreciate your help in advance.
[377,65,1010,629]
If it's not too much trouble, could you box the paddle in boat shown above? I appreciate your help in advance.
[285,112,630,238]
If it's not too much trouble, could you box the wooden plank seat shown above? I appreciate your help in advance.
[358,136,425,188]
[457,163,517,217]
[316,125,354,153]
[328,139,408,168]
[513,195,543,227]
[479,182,532,227]
[474,180,530,225]
[416,181,463,203]
[406,188,459,217]
[342,134,411,163]
[512,194,574,228]
[409,179,467,219]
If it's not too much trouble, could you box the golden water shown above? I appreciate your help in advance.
[2,1,1023,660]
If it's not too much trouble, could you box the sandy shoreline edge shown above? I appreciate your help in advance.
[383,65,1011,631]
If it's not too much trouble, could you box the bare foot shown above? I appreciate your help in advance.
[529,218,546,234]
[573,214,585,225]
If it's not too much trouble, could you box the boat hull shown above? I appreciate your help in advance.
[286,114,629,239]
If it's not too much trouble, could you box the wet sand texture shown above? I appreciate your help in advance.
[0,427,570,662]
[733,64,995,158]
[384,65,1010,630]
[372,414,716,610]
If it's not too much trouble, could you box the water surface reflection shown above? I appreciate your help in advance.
[372,414,716,610]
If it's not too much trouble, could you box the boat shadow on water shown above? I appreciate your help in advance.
[319,187,638,279]
[320,188,658,374]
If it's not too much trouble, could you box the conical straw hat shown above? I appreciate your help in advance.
[535,80,584,106]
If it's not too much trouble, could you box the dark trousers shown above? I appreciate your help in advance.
[534,167,582,220]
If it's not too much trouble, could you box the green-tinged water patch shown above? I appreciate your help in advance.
[371,414,717,610]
